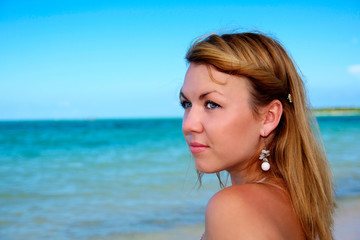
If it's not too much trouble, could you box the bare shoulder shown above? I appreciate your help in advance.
[206,184,263,217]
[204,184,305,240]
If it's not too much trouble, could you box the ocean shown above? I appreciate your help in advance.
[0,116,359,239]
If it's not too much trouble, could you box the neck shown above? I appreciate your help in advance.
[229,171,248,185]
[228,161,264,185]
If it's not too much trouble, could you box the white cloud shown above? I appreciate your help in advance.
[58,101,71,107]
[348,64,360,78]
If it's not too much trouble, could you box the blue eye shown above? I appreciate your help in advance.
[205,101,220,109]
[181,101,192,109]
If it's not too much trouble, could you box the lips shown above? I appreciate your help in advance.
[189,142,209,153]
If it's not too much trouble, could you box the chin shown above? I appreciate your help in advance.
[195,162,220,174]
[196,168,215,174]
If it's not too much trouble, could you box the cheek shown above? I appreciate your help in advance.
[212,114,260,162]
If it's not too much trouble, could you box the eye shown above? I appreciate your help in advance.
[181,100,192,109]
[205,101,221,109]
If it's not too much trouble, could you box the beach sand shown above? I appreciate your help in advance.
[334,196,360,240]
[99,196,360,240]
[108,225,204,240]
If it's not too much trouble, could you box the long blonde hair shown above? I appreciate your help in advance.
[185,32,334,240]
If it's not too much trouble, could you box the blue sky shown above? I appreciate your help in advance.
[1,0,359,120]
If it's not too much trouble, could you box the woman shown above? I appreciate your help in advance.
[180,32,334,240]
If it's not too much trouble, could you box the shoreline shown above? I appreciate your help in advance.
[313,108,360,117]
[314,111,360,117]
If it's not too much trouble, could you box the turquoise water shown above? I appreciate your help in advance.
[0,116,359,239]
[318,116,360,196]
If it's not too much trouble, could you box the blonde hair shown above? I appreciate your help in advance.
[185,32,335,240]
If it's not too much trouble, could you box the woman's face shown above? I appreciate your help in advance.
[181,63,263,175]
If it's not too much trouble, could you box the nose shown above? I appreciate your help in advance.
[182,107,204,134]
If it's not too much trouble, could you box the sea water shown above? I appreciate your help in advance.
[0,116,359,239]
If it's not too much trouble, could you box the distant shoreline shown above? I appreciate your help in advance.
[313,108,360,116]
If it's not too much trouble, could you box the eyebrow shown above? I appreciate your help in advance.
[179,90,223,100]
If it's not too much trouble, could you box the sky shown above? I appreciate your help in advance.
[1,0,359,120]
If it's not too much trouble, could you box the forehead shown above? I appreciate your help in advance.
[182,63,251,98]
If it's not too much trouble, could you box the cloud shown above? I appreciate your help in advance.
[348,64,360,78]
[58,101,71,107]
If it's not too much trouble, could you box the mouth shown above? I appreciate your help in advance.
[189,142,209,153]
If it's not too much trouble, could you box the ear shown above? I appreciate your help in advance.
[260,100,283,137]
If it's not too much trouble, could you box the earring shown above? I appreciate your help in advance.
[259,137,270,171]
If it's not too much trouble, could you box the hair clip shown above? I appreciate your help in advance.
[287,93,292,103]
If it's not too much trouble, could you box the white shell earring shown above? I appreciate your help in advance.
[259,137,270,171]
